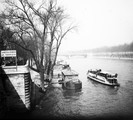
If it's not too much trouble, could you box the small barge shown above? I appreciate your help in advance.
[61,70,82,90]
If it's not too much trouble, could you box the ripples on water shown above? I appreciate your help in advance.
[31,57,133,119]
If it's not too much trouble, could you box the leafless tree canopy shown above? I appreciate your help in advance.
[1,0,75,90]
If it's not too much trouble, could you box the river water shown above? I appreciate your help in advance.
[30,57,133,119]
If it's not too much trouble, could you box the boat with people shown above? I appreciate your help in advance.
[60,69,82,90]
[87,69,120,86]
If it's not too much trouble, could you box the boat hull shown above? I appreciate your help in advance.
[62,80,82,90]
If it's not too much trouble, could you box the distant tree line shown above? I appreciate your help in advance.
[87,42,133,53]
[73,42,133,55]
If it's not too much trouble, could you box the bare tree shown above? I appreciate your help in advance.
[1,0,75,91]
[44,1,75,80]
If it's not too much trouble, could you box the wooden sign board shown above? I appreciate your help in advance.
[1,50,16,57]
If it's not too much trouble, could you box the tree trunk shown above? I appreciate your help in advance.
[49,47,59,82]
[39,71,45,92]
[49,70,53,83]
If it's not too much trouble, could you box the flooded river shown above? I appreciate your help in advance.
[30,57,133,119]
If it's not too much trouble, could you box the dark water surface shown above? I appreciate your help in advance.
[31,57,133,119]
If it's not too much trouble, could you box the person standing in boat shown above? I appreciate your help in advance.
[96,69,101,77]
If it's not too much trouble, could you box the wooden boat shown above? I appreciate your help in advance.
[87,69,120,86]
[61,70,82,90]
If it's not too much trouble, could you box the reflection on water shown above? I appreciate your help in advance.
[63,89,83,99]
[31,57,133,119]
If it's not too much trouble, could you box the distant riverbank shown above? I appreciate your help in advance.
[58,51,133,60]
[88,52,133,60]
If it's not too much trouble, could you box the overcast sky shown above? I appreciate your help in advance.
[58,0,133,52]
[1,0,133,52]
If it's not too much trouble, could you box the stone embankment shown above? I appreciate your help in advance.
[0,63,64,119]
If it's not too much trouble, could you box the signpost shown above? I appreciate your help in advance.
[1,50,16,57]
[1,50,17,69]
